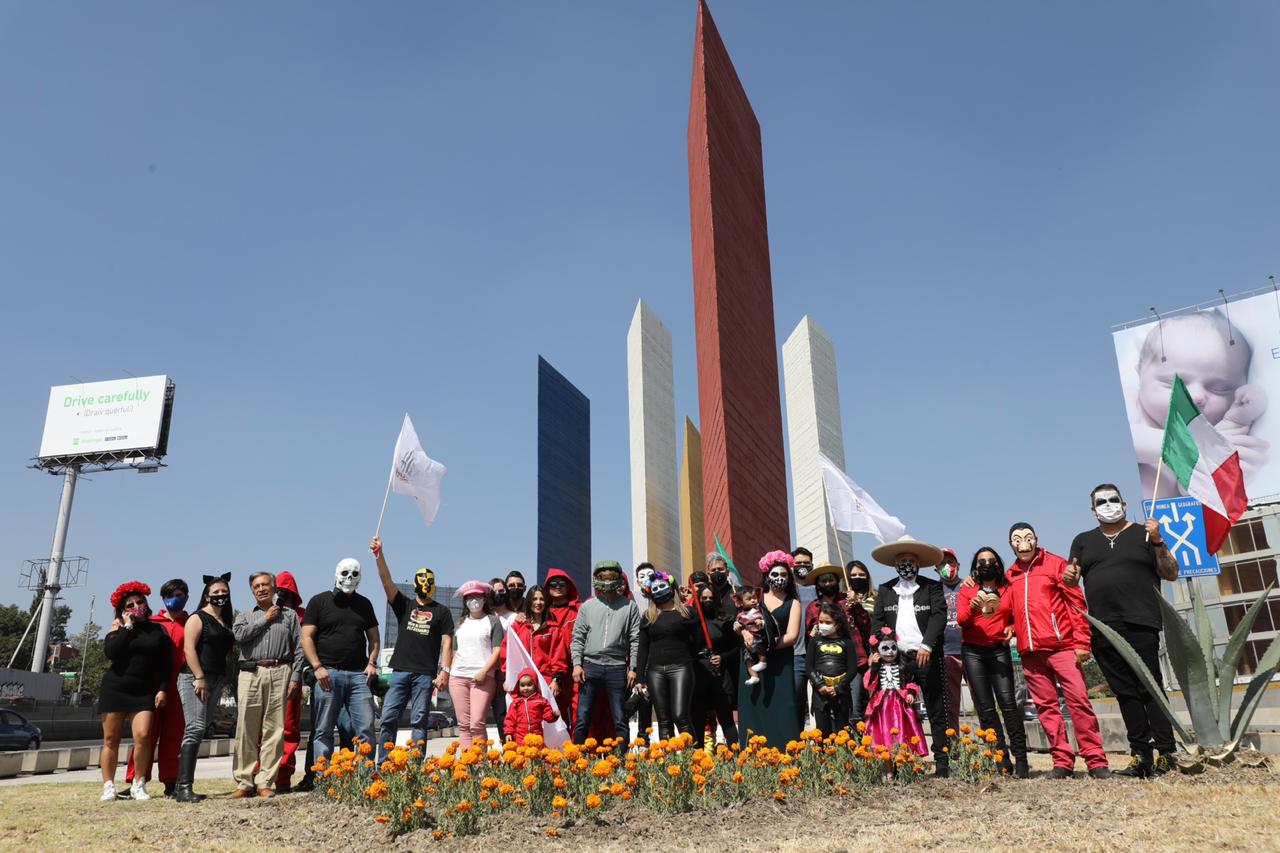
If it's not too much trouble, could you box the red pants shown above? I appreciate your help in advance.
[125,676,184,784]
[943,653,963,734]
[277,685,303,787]
[1022,649,1107,769]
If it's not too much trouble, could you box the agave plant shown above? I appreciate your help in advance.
[1082,582,1279,766]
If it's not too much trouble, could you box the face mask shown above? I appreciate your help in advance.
[938,565,957,583]
[163,595,188,613]
[896,562,918,582]
[793,562,813,581]
[209,594,229,608]
[466,598,484,614]
[710,571,728,586]
[1010,529,1038,560]
[593,577,620,593]
[1094,491,1125,524]
[699,599,716,615]
[816,580,840,598]
[976,564,1001,583]
[636,569,655,591]
[128,603,150,621]
[492,589,509,606]
[849,577,870,594]
[414,568,436,599]
[334,558,361,595]
[816,622,836,637]
[767,569,789,589]
[650,585,675,604]
[506,585,525,605]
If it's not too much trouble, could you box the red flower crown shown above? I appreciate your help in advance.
[110,581,152,609]
[868,626,897,648]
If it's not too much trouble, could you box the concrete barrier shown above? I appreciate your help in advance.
[209,739,231,757]
[0,753,24,779]
[198,740,211,758]
[21,749,60,774]
[87,747,101,767]
[63,747,90,771]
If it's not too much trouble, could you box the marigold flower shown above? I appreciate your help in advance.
[609,782,625,796]
[523,774,537,790]
[625,773,638,786]
[553,776,567,789]
[586,794,602,809]
[499,783,515,796]
[621,790,633,801]
[455,800,473,813]
[375,815,390,824]
[591,760,612,778]
[910,736,921,745]
[945,727,957,738]
[413,799,425,810]
[773,790,786,801]
[960,724,971,734]
[358,742,373,756]
[552,795,568,809]
[732,771,744,784]
[667,765,681,777]
[452,768,470,782]
[546,828,559,837]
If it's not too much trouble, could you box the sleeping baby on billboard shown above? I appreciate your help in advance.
[1126,310,1269,499]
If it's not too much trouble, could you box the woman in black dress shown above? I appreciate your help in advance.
[99,581,172,802]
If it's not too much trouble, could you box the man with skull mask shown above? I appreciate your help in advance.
[302,557,381,766]
[1007,522,1110,779]
[370,537,454,762]
[1068,484,1179,777]
[870,536,950,775]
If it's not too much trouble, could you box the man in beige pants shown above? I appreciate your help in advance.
[231,572,304,797]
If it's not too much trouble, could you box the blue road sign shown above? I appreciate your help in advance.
[1142,497,1221,578]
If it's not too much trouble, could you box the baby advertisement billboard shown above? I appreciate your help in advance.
[1113,291,1279,505]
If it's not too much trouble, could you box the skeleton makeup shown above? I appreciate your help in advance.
[877,636,899,662]
[1009,525,1038,563]
[414,567,436,600]
[334,558,361,595]
[766,566,790,590]
[1092,489,1126,524]
[648,573,675,604]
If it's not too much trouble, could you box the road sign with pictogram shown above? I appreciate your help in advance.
[1142,497,1221,578]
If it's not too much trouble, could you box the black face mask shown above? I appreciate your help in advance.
[492,590,509,606]
[699,599,716,615]
[209,595,229,608]
[849,577,870,594]
[976,564,1001,583]
[816,581,840,598]
[710,571,728,586]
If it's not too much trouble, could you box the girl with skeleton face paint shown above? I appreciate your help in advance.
[862,628,928,760]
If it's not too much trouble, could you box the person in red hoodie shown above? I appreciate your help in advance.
[511,586,569,704]
[956,547,1028,777]
[274,571,306,791]
[503,667,559,744]
[542,568,581,722]
[125,577,187,797]
[1005,523,1109,779]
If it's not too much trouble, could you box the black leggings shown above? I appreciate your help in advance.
[647,662,694,741]
[960,643,1027,761]
[692,659,738,744]
[811,681,851,737]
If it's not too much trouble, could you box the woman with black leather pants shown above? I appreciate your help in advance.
[636,572,699,741]
[956,548,1028,777]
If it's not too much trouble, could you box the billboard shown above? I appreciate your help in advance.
[38,375,170,460]
[1113,291,1280,504]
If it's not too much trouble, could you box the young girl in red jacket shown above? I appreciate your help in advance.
[503,668,559,744]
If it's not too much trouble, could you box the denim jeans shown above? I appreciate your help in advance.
[176,671,224,748]
[312,669,375,765]
[377,671,433,762]
[573,662,628,747]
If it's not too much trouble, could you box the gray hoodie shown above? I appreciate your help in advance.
[571,595,641,669]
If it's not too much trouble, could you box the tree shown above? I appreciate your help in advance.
[65,620,107,700]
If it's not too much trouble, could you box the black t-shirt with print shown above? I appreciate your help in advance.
[387,592,455,675]
[1068,524,1163,630]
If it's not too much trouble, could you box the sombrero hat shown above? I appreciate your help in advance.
[797,564,844,586]
[870,536,944,568]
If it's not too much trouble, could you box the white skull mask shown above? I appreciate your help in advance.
[1092,489,1126,524]
[334,558,361,595]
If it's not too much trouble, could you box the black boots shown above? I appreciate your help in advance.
[174,743,205,803]
[1014,755,1030,779]
[1114,750,1152,779]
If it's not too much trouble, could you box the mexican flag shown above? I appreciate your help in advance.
[713,533,744,589]
[1162,374,1248,554]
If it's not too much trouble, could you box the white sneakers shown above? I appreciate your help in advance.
[744,675,760,685]
[129,780,150,801]
[750,661,768,673]
[101,781,116,801]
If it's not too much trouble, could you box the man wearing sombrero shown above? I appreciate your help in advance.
[871,536,950,776]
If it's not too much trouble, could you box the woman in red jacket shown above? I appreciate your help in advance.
[503,667,559,744]
[511,586,569,705]
[956,548,1028,778]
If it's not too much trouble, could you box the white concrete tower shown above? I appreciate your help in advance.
[627,300,680,574]
[783,315,852,568]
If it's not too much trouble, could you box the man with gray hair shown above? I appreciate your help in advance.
[704,551,741,717]
[231,572,304,797]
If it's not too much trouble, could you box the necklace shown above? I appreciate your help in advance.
[1101,527,1124,549]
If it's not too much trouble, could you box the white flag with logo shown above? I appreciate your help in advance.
[503,628,569,748]
[390,414,447,525]
[819,453,906,543]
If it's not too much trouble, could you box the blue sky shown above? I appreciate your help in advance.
[2,1,1277,634]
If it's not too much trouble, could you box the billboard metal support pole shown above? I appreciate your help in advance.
[31,464,79,674]
[76,593,95,696]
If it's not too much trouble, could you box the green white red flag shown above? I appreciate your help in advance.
[1162,374,1248,554]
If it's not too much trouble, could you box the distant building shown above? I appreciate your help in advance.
[382,582,460,651]
[537,357,592,595]
[627,300,680,576]
[678,418,705,581]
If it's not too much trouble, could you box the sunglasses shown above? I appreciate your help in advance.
[1094,496,1123,507]
[548,580,568,588]
[976,560,1000,570]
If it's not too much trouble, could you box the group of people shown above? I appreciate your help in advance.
[96,479,1182,803]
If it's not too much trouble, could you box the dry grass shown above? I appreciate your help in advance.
[1,757,1277,852]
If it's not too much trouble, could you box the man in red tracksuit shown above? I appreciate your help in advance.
[1006,523,1109,780]
[275,571,306,792]
[126,578,188,796]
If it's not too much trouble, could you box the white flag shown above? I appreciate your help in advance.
[503,628,569,748]
[819,453,906,544]
[390,414,447,525]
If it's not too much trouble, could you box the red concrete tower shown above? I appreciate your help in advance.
[688,0,790,584]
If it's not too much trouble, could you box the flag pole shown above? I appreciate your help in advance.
[374,469,394,539]
[823,480,852,588]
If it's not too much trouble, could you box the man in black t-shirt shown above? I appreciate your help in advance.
[1067,483,1180,777]
[369,537,454,761]
[301,557,380,766]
